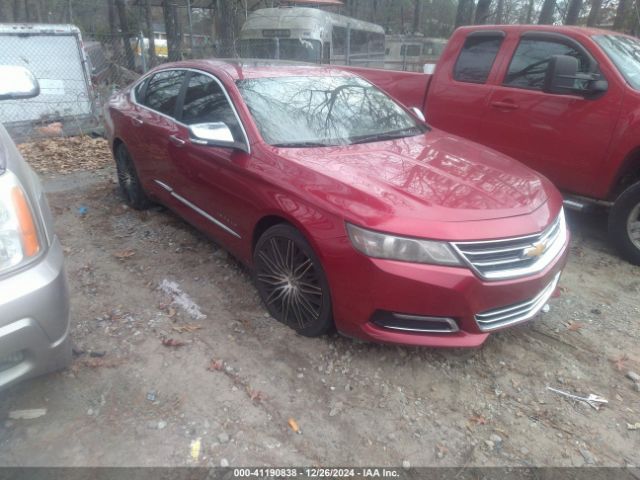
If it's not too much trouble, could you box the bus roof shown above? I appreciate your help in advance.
[0,23,81,35]
[240,7,385,37]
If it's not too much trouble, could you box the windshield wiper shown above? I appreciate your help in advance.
[271,141,333,148]
[349,127,422,145]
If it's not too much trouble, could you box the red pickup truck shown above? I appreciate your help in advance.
[351,25,640,265]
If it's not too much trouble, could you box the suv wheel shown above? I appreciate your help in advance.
[115,143,152,210]
[609,181,640,265]
[254,224,333,337]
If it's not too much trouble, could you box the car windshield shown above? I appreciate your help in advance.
[593,34,640,90]
[236,75,425,147]
[239,39,321,63]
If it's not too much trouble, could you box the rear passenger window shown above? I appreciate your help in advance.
[180,73,243,139]
[453,35,504,84]
[143,70,186,117]
[504,38,590,90]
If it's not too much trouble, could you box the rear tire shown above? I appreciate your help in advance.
[114,143,152,210]
[609,181,640,265]
[254,224,334,337]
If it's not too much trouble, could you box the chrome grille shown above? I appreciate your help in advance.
[452,210,566,280]
[475,272,560,331]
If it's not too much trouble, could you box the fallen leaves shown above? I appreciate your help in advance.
[610,355,629,372]
[207,359,224,371]
[288,418,301,434]
[113,249,136,259]
[171,324,202,334]
[469,414,488,426]
[17,136,112,174]
[161,338,186,348]
[79,357,122,368]
[566,321,585,332]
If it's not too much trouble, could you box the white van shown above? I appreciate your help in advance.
[0,24,96,138]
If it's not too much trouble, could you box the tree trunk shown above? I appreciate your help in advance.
[13,0,21,21]
[216,0,235,57]
[525,0,535,22]
[613,0,629,30]
[163,0,180,61]
[495,0,505,23]
[144,0,157,67]
[586,0,602,25]
[565,0,582,24]
[474,0,492,24]
[455,0,474,27]
[538,0,556,24]
[115,0,136,69]
[412,0,423,34]
[108,0,121,59]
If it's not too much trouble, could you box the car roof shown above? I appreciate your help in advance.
[148,59,355,81]
[456,24,623,38]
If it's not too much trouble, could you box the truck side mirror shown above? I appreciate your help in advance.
[543,54,608,97]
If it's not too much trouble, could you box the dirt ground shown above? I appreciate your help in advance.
[0,139,639,467]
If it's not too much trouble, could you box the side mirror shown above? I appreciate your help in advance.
[543,54,608,97]
[189,122,248,152]
[0,66,40,101]
[410,107,426,123]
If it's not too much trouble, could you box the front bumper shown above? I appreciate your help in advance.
[0,237,71,391]
[325,233,569,348]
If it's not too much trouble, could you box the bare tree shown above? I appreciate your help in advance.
[162,0,181,61]
[525,0,535,22]
[495,0,505,22]
[413,0,423,34]
[455,0,474,27]
[565,0,582,23]
[613,0,629,30]
[108,0,122,59]
[586,0,602,25]
[538,0,556,23]
[216,0,235,57]
[13,0,21,21]
[144,0,157,67]
[474,0,492,23]
[115,0,135,69]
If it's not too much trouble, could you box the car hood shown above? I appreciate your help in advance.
[273,129,561,240]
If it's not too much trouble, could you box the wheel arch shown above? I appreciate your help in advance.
[609,146,640,200]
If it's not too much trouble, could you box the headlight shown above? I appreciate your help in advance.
[346,223,462,266]
[0,171,42,275]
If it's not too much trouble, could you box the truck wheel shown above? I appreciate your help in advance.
[253,224,334,337]
[609,182,640,265]
[115,143,152,210]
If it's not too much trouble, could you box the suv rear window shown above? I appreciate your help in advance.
[453,34,504,84]
[143,70,186,117]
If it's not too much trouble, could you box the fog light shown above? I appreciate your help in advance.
[0,350,25,372]
[372,311,459,333]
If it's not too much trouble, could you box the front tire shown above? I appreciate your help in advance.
[609,181,640,265]
[253,224,333,337]
[114,143,152,210]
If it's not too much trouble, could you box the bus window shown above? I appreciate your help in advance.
[332,26,347,55]
[401,44,421,57]
[279,39,321,63]
[323,42,330,63]
[239,39,277,59]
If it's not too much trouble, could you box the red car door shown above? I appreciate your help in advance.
[132,69,187,197]
[478,32,624,197]
[165,70,254,250]
[426,31,506,144]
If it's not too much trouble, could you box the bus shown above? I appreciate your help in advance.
[384,34,447,72]
[238,7,385,67]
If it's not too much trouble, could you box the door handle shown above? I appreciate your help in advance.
[169,134,187,147]
[490,101,519,111]
[131,116,143,126]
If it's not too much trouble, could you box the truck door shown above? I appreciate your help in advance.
[425,31,505,144]
[478,32,623,197]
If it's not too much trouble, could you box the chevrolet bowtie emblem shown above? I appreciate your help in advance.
[524,241,547,258]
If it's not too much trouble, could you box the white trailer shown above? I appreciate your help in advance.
[0,24,96,137]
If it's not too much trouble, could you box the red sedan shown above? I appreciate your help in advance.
[104,60,569,348]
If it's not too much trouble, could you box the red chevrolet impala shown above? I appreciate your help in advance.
[104,60,569,348]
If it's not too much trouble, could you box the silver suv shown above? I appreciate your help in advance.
[0,66,71,390]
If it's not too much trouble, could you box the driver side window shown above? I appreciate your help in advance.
[504,38,590,90]
[179,73,242,140]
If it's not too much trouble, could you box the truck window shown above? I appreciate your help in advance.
[453,35,504,84]
[504,39,589,90]
[143,70,186,117]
